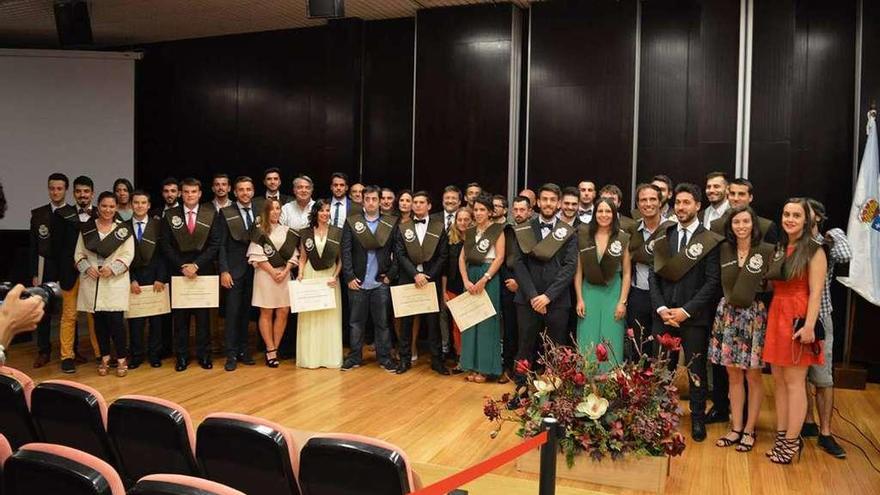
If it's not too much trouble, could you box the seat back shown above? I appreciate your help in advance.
[30,380,115,464]
[3,443,125,495]
[129,474,246,495]
[0,434,13,493]
[299,433,417,495]
[196,413,300,495]
[0,367,38,449]
[108,395,199,484]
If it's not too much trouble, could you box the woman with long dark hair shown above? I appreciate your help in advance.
[113,178,134,221]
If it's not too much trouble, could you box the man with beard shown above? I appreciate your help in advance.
[253,167,292,213]
[211,173,232,211]
[492,195,508,224]
[702,171,730,230]
[557,187,581,227]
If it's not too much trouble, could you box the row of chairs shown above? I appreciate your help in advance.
[0,366,423,494]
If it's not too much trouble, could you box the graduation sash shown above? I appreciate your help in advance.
[30,204,54,256]
[629,219,676,265]
[302,226,342,271]
[56,204,80,223]
[709,211,775,239]
[129,217,161,269]
[253,227,300,268]
[464,223,504,265]
[220,204,257,243]
[81,219,132,258]
[165,206,215,253]
[504,223,521,269]
[347,213,395,250]
[513,220,575,262]
[766,237,823,280]
[719,241,774,307]
[653,226,722,282]
[399,217,444,265]
[578,227,630,286]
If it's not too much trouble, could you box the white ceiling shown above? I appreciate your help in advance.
[0,0,533,46]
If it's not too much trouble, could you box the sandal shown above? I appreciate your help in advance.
[765,430,786,457]
[465,372,476,382]
[736,431,757,452]
[97,356,110,376]
[265,349,280,368]
[116,358,128,378]
[715,430,743,448]
[769,436,803,465]
[473,374,487,383]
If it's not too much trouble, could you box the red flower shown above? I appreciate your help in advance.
[595,343,608,362]
[483,400,501,421]
[515,359,531,374]
[658,333,682,351]
[573,372,586,386]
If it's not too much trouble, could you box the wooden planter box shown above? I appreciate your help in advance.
[516,449,670,493]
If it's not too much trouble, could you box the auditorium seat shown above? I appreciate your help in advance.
[196,412,301,495]
[298,433,423,495]
[0,367,38,450]
[2,443,125,495]
[108,395,200,485]
[0,434,13,494]
[30,380,116,464]
[129,474,246,495]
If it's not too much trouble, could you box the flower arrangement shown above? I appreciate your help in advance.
[484,326,691,467]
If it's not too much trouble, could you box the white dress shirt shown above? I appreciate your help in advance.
[632,220,658,290]
[538,216,557,239]
[330,196,349,228]
[656,219,700,317]
[280,199,315,230]
[702,200,729,230]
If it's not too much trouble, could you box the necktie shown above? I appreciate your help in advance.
[243,207,252,230]
[136,221,144,241]
[678,229,688,253]
[413,218,427,225]
[446,213,453,230]
[333,201,341,227]
[187,211,196,234]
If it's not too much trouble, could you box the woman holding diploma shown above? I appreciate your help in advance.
[442,208,473,358]
[458,195,505,383]
[296,199,343,369]
[248,198,299,368]
[74,191,135,377]
[574,198,631,364]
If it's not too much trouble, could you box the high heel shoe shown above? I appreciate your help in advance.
[765,430,786,457]
[769,437,803,465]
[736,431,757,453]
[97,356,110,376]
[715,430,743,448]
[265,349,280,368]
[116,358,128,377]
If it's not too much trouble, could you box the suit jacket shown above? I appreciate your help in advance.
[217,204,258,279]
[393,222,449,285]
[648,223,721,327]
[49,205,94,290]
[341,219,396,285]
[29,204,58,280]
[128,215,169,286]
[511,219,578,308]
[253,194,292,215]
[159,204,222,276]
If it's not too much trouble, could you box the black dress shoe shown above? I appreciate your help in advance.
[432,364,451,376]
[705,407,730,425]
[395,361,412,374]
[150,359,162,368]
[175,357,188,372]
[129,357,143,369]
[199,357,213,370]
[692,419,707,442]
[224,357,237,372]
[237,353,256,365]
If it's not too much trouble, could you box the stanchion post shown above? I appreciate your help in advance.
[538,417,558,495]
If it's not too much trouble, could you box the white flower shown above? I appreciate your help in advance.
[577,393,609,420]
[533,376,562,396]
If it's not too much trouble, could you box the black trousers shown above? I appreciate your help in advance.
[625,287,653,360]
[711,363,731,412]
[224,269,254,358]
[398,284,442,366]
[35,312,51,355]
[128,314,163,361]
[653,320,709,421]
[500,287,518,371]
[94,311,127,358]
[173,308,211,360]
[515,303,570,363]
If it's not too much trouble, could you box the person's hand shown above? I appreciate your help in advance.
[348,278,361,291]
[98,266,114,278]
[130,282,142,294]
[468,278,486,295]
[32,277,40,287]
[327,277,338,289]
[443,291,454,302]
[667,308,688,324]
[504,278,518,293]
[153,282,166,292]
[614,303,626,321]
[531,294,551,313]
[86,266,100,280]
[382,275,391,285]
[414,273,429,288]
[575,300,585,318]
[0,284,45,342]
[271,269,284,284]
[220,272,234,289]
[182,264,198,278]
[794,324,815,344]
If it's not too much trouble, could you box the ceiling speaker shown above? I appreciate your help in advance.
[53,0,93,47]
[307,0,345,19]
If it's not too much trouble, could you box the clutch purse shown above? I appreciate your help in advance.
[793,317,825,341]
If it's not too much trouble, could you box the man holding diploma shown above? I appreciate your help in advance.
[393,191,449,375]
[160,178,222,372]
[127,190,169,369]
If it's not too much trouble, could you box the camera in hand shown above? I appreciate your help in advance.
[0,281,63,312]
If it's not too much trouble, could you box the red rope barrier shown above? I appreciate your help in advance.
[411,431,549,495]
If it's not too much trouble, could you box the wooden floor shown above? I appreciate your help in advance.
[5,337,880,495]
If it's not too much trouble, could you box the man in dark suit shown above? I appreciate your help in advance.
[150,177,181,218]
[252,167,292,214]
[341,186,398,371]
[50,175,100,373]
[28,172,69,368]
[649,183,722,442]
[511,183,578,373]
[498,195,533,381]
[160,177,222,372]
[558,187,581,227]
[393,191,449,375]
[127,190,169,368]
[218,176,259,371]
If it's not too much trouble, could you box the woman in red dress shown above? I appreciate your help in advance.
[763,198,827,464]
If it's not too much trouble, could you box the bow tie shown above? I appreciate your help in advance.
[580,209,592,215]
[413,218,427,225]
[540,222,554,230]
[78,208,90,215]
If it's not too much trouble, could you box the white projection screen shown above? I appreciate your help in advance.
[0,49,139,230]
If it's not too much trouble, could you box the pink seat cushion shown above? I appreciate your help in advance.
[118,395,196,456]
[139,474,246,495]
[41,379,108,429]
[0,434,12,468]
[20,442,125,495]
[0,366,35,409]
[313,433,421,491]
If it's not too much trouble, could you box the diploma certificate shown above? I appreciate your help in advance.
[289,279,337,313]
[391,282,440,318]
[446,290,496,331]
[125,285,171,318]
[171,276,220,309]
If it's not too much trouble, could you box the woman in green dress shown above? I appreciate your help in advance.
[458,195,505,383]
[574,198,631,364]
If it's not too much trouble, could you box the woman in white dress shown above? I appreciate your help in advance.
[248,198,299,367]
[295,199,343,369]
[74,191,135,377]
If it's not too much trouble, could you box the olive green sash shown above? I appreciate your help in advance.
[766,237,823,280]
[130,217,161,268]
[347,213,395,250]
[166,206,216,253]
[578,227,630,285]
[464,223,504,265]
[399,217,444,265]
[629,219,676,265]
[514,220,574,262]
[30,205,53,256]
[653,227,723,282]
[302,226,342,271]
[56,204,79,223]
[220,204,257,242]
[254,228,300,268]
[720,242,774,307]
[709,211,775,239]
[81,219,131,258]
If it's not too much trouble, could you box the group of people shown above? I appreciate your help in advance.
[25,168,849,465]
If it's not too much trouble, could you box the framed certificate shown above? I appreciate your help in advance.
[446,290,496,331]
[289,279,337,313]
[391,282,440,318]
[171,276,219,309]
[125,285,171,319]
